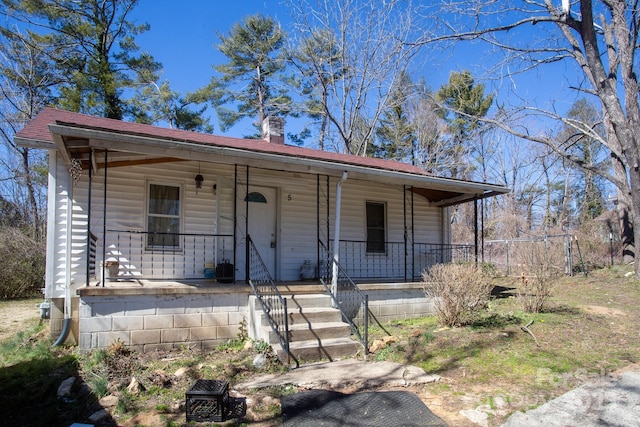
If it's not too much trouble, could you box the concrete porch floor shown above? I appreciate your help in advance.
[77,278,424,297]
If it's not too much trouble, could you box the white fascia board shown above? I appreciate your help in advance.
[14,136,55,149]
[48,123,509,196]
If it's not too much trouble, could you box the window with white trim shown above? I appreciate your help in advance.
[366,201,386,253]
[147,183,181,249]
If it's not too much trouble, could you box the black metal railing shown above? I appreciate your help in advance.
[247,235,299,368]
[88,232,97,278]
[415,242,473,265]
[99,229,233,280]
[319,241,369,356]
[331,240,474,281]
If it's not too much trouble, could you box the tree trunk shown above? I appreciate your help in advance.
[627,161,640,274]
[576,0,638,270]
[20,148,41,241]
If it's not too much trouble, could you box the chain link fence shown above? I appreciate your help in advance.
[482,232,620,277]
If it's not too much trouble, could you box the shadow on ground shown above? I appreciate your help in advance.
[0,353,117,426]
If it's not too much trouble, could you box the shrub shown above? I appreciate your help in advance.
[515,241,559,313]
[0,227,45,299]
[422,263,493,327]
[573,220,620,269]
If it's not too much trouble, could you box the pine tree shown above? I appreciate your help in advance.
[374,72,417,162]
[3,0,161,120]
[131,80,214,133]
[436,70,493,178]
[207,14,291,137]
[559,98,607,223]
[290,29,344,149]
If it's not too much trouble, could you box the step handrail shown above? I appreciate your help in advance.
[319,240,369,356]
[247,235,299,368]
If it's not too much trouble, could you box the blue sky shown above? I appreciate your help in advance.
[129,0,580,140]
[131,1,285,95]
[130,1,294,137]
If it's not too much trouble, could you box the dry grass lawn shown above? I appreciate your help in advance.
[1,266,640,426]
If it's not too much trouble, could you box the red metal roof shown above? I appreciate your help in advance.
[17,107,432,176]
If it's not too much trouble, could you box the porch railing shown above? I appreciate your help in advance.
[331,240,474,281]
[319,241,369,356]
[88,232,97,278]
[100,229,233,280]
[247,235,299,369]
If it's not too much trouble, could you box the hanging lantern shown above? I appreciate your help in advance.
[195,174,204,189]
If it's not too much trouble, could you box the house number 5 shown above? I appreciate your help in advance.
[287,194,292,201]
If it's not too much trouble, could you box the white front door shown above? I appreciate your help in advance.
[237,186,277,280]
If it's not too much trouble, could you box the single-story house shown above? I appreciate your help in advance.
[16,108,508,361]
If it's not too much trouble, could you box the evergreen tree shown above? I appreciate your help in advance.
[559,98,608,223]
[436,70,493,178]
[207,14,291,137]
[290,28,344,150]
[131,80,214,133]
[374,72,417,162]
[2,0,161,120]
[289,0,417,155]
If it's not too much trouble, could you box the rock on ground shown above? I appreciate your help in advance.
[57,377,75,399]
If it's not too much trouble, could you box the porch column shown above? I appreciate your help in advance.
[55,155,76,345]
[245,165,250,283]
[65,174,73,298]
[332,171,348,298]
[474,198,479,263]
[101,150,108,286]
[85,149,92,287]
[403,186,407,282]
[411,186,415,281]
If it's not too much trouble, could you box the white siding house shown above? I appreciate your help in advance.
[17,108,508,356]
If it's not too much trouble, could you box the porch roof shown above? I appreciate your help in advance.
[16,108,509,206]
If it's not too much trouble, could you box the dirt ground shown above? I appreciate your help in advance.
[0,298,42,341]
[2,268,639,427]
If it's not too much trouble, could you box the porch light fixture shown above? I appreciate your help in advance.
[195,174,204,189]
[195,162,204,193]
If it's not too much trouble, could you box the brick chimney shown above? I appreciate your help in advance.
[262,116,285,145]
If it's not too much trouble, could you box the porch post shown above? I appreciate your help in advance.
[63,162,73,322]
[316,175,321,281]
[245,166,250,283]
[474,197,479,263]
[403,186,407,283]
[411,186,415,281]
[101,149,108,287]
[403,186,406,282]
[85,149,92,286]
[481,198,485,263]
[332,171,348,298]
[326,175,330,274]
[233,165,238,281]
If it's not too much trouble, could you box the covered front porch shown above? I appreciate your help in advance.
[92,229,474,285]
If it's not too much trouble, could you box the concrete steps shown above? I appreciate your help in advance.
[280,337,361,362]
[269,321,351,342]
[249,293,361,363]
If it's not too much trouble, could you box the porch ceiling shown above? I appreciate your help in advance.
[411,187,505,207]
